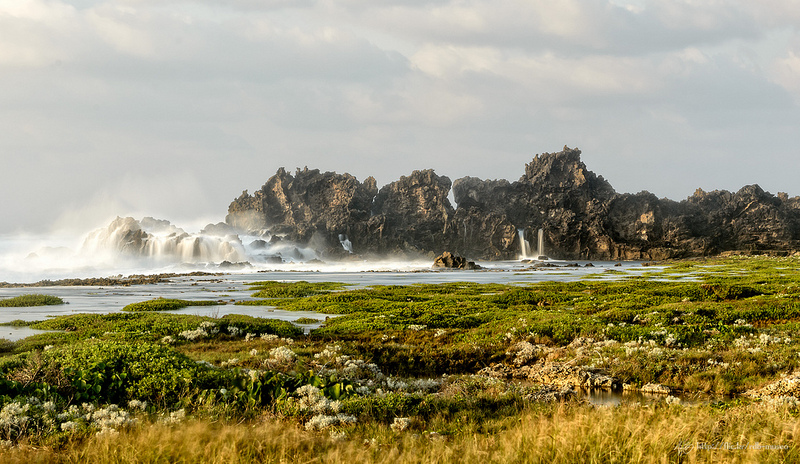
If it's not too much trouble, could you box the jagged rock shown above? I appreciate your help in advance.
[365,170,455,254]
[745,371,800,400]
[225,146,800,260]
[432,251,480,270]
[478,361,618,390]
[524,362,618,390]
[226,167,377,255]
[218,261,252,270]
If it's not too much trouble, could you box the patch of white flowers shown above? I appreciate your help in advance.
[160,409,186,425]
[1,398,147,444]
[315,344,342,359]
[390,417,411,432]
[179,321,220,341]
[86,404,136,436]
[127,400,147,411]
[294,386,357,432]
[295,385,341,415]
[707,358,730,368]
[733,333,791,354]
[0,401,31,437]
[305,413,356,431]
[268,346,296,365]
[220,358,240,368]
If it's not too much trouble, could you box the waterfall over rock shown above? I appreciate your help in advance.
[82,217,248,264]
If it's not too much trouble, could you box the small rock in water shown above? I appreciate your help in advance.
[432,252,481,270]
[639,383,671,395]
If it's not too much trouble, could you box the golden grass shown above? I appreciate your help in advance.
[3,403,797,464]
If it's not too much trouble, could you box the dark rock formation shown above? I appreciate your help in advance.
[432,252,480,270]
[363,169,455,255]
[226,167,377,257]
[226,146,800,260]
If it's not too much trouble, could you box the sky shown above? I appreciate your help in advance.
[1,0,799,235]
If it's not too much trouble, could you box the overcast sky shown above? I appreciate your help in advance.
[1,0,799,234]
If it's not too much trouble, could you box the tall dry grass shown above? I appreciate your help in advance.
[2,403,797,464]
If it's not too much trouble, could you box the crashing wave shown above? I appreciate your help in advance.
[81,217,322,266]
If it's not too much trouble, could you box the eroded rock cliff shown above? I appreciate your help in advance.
[226,147,800,260]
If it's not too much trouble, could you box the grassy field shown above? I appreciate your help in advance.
[1,256,799,462]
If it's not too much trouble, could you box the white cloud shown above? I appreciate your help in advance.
[85,5,156,57]
[0,0,799,235]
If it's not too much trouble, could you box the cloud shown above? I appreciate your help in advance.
[327,0,765,55]
[0,0,799,235]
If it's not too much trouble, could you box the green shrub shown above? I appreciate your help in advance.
[40,339,218,404]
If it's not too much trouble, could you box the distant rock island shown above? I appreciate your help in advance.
[226,146,800,260]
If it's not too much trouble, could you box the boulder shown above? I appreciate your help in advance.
[432,252,481,270]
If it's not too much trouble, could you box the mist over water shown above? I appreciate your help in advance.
[0,216,434,283]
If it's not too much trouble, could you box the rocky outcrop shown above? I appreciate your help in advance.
[362,170,455,255]
[745,371,800,401]
[226,167,377,257]
[432,252,480,270]
[478,361,618,390]
[225,146,800,260]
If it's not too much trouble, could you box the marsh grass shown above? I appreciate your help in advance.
[3,403,797,464]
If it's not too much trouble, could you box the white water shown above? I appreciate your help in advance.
[518,228,547,260]
[0,216,331,283]
[518,229,532,259]
[537,228,545,258]
[338,234,354,254]
[1,216,626,285]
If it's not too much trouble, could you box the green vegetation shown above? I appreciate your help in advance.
[0,294,63,307]
[246,280,346,298]
[16,312,303,350]
[121,298,218,312]
[1,256,800,461]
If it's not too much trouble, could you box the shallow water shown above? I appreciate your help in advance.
[578,388,719,406]
[0,260,652,340]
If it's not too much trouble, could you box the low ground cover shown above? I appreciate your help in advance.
[1,256,799,461]
[121,298,219,312]
[0,295,63,307]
